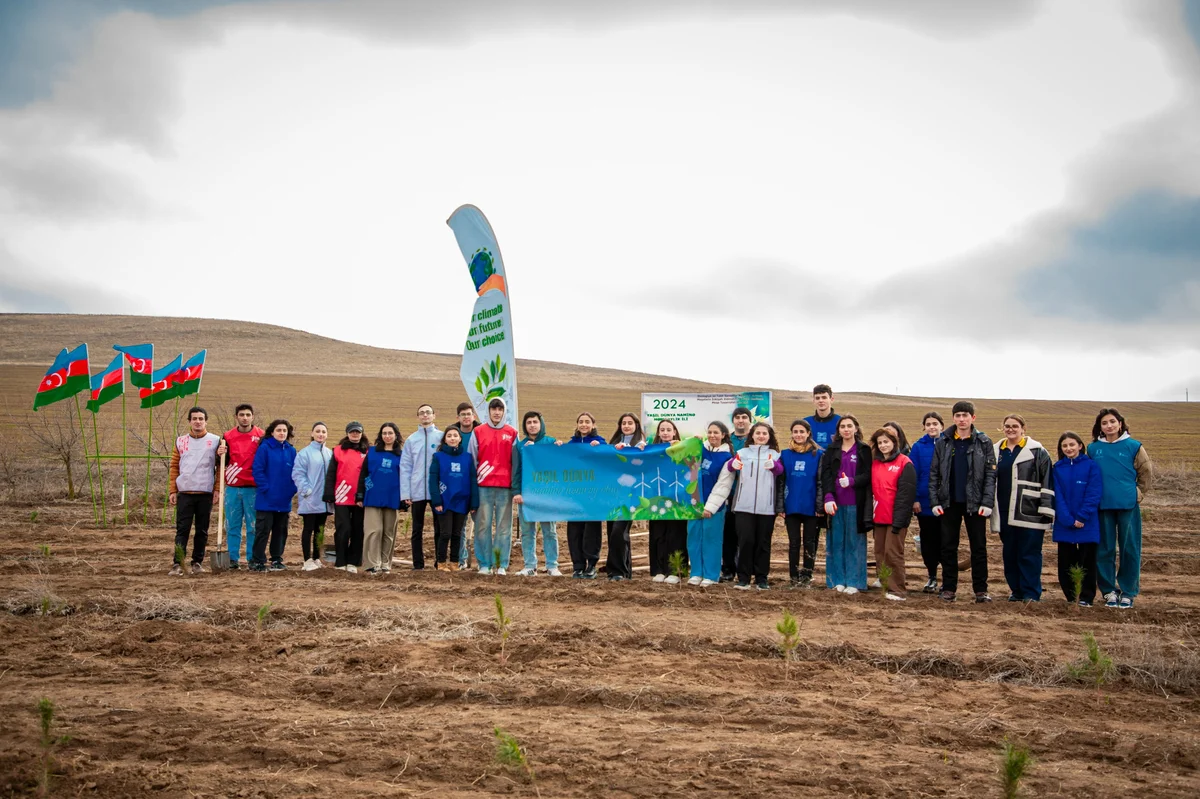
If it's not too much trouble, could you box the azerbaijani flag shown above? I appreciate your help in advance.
[34,344,90,410]
[86,353,125,413]
[139,353,182,409]
[173,349,206,400]
[114,343,153,388]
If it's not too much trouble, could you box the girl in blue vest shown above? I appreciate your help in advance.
[688,421,733,587]
[429,427,479,569]
[1087,408,1153,608]
[360,423,404,574]
[909,412,944,593]
[1052,432,1104,606]
[781,419,824,587]
[250,419,298,572]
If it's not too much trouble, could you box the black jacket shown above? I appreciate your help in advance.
[874,451,917,532]
[819,439,874,534]
[929,427,996,514]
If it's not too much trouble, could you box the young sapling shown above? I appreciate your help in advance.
[668,550,688,586]
[174,544,186,572]
[1067,630,1115,700]
[876,563,893,599]
[776,609,801,679]
[493,726,535,783]
[493,593,512,665]
[37,698,69,796]
[999,736,1032,799]
[1068,565,1085,607]
[255,601,274,641]
[314,527,325,564]
[38,544,51,559]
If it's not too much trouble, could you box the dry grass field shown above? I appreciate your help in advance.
[1,314,1199,798]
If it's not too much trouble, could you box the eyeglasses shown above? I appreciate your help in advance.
[1003,424,1022,430]
[418,410,434,415]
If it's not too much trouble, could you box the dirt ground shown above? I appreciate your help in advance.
[2,500,1198,798]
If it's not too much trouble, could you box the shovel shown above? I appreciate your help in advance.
[210,450,231,572]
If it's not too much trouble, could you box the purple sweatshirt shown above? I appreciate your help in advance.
[828,446,860,507]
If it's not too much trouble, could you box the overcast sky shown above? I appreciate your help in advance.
[2,0,1199,401]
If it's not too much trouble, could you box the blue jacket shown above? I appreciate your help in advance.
[429,443,479,514]
[1087,434,1143,510]
[362,447,403,509]
[400,425,443,502]
[251,437,297,513]
[804,413,841,449]
[698,442,733,504]
[909,433,938,515]
[781,446,823,516]
[511,413,556,492]
[291,441,332,515]
[1052,454,1103,544]
[568,432,606,445]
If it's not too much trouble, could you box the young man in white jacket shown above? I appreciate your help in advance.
[400,404,443,570]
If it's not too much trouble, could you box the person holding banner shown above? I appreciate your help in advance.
[468,398,518,575]
[222,404,264,570]
[781,419,824,587]
[293,422,332,571]
[820,415,874,594]
[605,413,645,581]
[690,422,733,586]
[511,410,562,577]
[324,422,369,572]
[704,423,784,590]
[430,427,479,568]
[360,423,405,574]
[646,420,689,583]
[168,406,226,575]
[559,412,605,578]
[249,420,298,572]
[721,407,754,582]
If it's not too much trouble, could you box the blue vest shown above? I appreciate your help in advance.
[699,449,733,503]
[805,414,841,449]
[363,449,402,509]
[780,448,822,515]
[434,449,474,514]
[1087,436,1141,510]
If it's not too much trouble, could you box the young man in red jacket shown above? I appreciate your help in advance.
[468,398,518,575]
[222,403,264,569]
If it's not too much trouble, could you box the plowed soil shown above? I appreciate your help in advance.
[2,503,1199,798]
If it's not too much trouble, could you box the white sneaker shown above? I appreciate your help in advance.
[686,576,703,586]
[835,584,846,593]
[516,568,536,576]
[844,586,859,595]
[885,592,906,601]
[346,565,358,574]
[870,579,883,589]
[496,567,507,576]
[700,578,715,587]
[335,565,347,571]
[302,559,319,572]
[478,567,492,575]
[665,575,681,585]
[652,574,667,583]
[548,568,564,577]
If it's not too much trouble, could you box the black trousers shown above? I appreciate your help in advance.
[648,519,688,577]
[334,504,365,567]
[1057,542,1098,603]
[721,509,739,577]
[253,510,290,566]
[784,514,820,579]
[435,511,466,563]
[174,492,212,565]
[566,521,602,573]
[300,513,329,561]
[736,512,774,585]
[940,502,989,594]
[917,514,942,580]
[606,520,633,579]
[410,500,429,569]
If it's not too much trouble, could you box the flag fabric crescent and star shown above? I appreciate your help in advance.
[139,353,182,409]
[34,344,90,410]
[113,343,154,388]
[86,353,125,413]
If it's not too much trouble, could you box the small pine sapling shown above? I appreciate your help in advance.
[255,601,274,641]
[776,609,800,679]
[493,593,512,665]
[314,527,325,563]
[999,736,1032,799]
[876,562,893,599]
[1067,630,1115,700]
[37,698,69,796]
[668,550,688,586]
[174,544,186,571]
[38,544,52,558]
[493,546,503,577]
[493,726,535,784]
[30,510,39,523]
[1068,565,1086,607]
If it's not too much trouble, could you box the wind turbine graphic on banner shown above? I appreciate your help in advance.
[668,471,686,502]
[650,467,668,495]
[633,473,652,498]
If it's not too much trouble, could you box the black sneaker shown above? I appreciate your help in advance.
[608,574,625,582]
[1007,595,1022,602]
[720,572,736,583]
[249,563,267,573]
[229,562,241,571]
[583,565,597,579]
[975,592,993,603]
[733,582,751,591]
[755,582,769,591]
[571,570,584,579]
[269,561,285,572]
[940,591,956,602]
[798,572,813,587]
[922,578,938,594]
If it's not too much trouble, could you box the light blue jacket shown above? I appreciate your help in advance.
[292,441,332,515]
[401,425,443,502]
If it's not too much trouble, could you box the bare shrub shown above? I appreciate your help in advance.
[356,606,480,640]
[1,586,73,616]
[126,593,212,622]
[1144,461,1199,506]
[1111,632,1200,696]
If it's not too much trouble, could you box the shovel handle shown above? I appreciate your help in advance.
[217,449,226,548]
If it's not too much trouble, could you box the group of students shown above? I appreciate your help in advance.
[165,387,1152,608]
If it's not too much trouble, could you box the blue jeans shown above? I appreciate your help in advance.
[825,505,866,589]
[474,487,513,570]
[225,486,256,563]
[519,510,559,571]
[687,509,725,582]
[1098,508,1142,597]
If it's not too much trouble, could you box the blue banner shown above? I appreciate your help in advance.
[520,438,705,522]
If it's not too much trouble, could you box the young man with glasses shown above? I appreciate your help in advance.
[401,404,443,570]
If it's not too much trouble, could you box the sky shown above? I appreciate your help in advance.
[1,0,1199,402]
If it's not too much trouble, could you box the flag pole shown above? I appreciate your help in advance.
[74,394,98,524]
[122,392,129,524]
[90,407,108,528]
[144,403,153,524]
[162,395,180,522]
